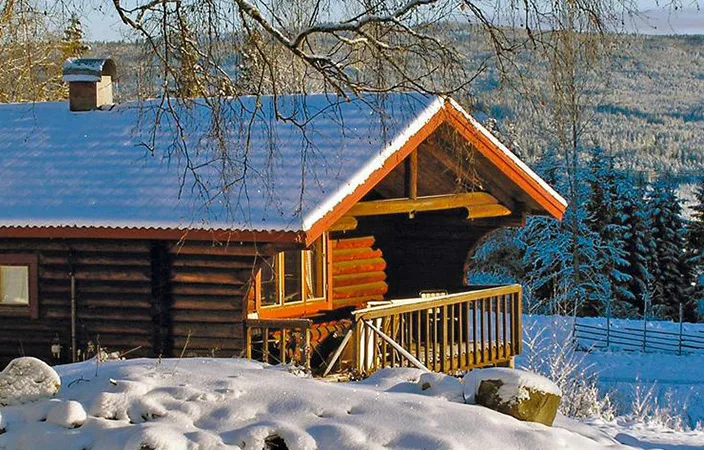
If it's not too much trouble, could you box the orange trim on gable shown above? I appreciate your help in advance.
[301,99,566,245]
[303,108,447,246]
[442,104,567,220]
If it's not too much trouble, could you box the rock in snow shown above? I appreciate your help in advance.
[463,367,562,426]
[0,357,61,406]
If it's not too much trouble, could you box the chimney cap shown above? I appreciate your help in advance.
[62,57,117,83]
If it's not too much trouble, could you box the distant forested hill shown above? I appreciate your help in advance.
[467,33,704,178]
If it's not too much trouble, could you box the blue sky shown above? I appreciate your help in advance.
[80,2,703,42]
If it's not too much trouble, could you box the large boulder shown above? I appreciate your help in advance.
[0,357,61,406]
[463,368,561,426]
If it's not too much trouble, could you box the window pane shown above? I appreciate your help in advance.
[260,258,278,307]
[283,251,302,304]
[305,239,324,299]
[1,266,29,305]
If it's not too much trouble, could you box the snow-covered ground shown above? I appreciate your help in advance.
[0,358,627,450]
[1,315,703,449]
[521,315,704,450]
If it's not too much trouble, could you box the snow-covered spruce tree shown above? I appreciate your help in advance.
[646,181,697,321]
[619,177,654,315]
[519,153,610,316]
[584,147,633,317]
[59,14,89,61]
[686,179,704,320]
[687,179,704,274]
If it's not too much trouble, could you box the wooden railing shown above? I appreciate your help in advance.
[351,285,522,374]
[245,318,312,369]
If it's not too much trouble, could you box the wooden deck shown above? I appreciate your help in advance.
[244,285,523,376]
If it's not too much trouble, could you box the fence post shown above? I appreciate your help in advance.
[606,303,611,348]
[642,296,648,352]
[678,303,684,356]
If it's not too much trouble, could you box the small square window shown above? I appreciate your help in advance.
[1,266,29,305]
[0,254,38,319]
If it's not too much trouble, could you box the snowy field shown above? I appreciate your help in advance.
[521,315,704,450]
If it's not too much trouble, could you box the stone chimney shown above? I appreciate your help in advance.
[62,58,117,112]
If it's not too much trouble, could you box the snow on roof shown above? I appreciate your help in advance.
[62,58,116,83]
[0,93,439,234]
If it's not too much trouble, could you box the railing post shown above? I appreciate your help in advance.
[679,303,684,356]
[304,327,311,371]
[245,325,252,360]
[263,327,269,363]
[353,319,361,374]
[515,288,523,355]
[643,294,649,352]
[606,303,611,348]
[280,329,287,364]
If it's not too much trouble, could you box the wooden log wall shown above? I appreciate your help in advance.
[0,239,153,367]
[330,236,388,308]
[342,211,506,299]
[166,241,269,357]
[0,238,280,368]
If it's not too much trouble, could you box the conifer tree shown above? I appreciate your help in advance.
[687,179,704,274]
[584,147,632,316]
[686,179,704,320]
[521,152,608,316]
[619,178,653,315]
[59,15,89,61]
[647,181,697,320]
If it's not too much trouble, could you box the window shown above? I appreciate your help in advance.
[256,235,329,317]
[0,254,38,318]
[1,266,29,305]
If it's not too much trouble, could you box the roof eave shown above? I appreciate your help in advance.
[0,226,304,244]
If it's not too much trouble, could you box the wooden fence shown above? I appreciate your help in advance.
[350,285,522,374]
[575,322,704,355]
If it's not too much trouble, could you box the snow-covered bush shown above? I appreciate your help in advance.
[46,400,87,428]
[519,318,615,421]
[625,382,688,431]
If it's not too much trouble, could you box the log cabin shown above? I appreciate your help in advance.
[0,58,566,374]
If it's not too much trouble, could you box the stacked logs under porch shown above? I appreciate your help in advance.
[330,236,388,309]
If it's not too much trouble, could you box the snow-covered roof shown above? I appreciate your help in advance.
[0,93,442,235]
[0,92,566,239]
[62,58,116,83]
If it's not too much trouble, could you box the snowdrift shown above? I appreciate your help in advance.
[0,358,626,450]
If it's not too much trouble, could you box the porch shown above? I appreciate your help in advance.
[245,284,522,376]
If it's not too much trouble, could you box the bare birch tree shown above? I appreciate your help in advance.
[104,0,629,102]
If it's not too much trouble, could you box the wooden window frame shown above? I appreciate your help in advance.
[255,234,332,318]
[0,254,39,319]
